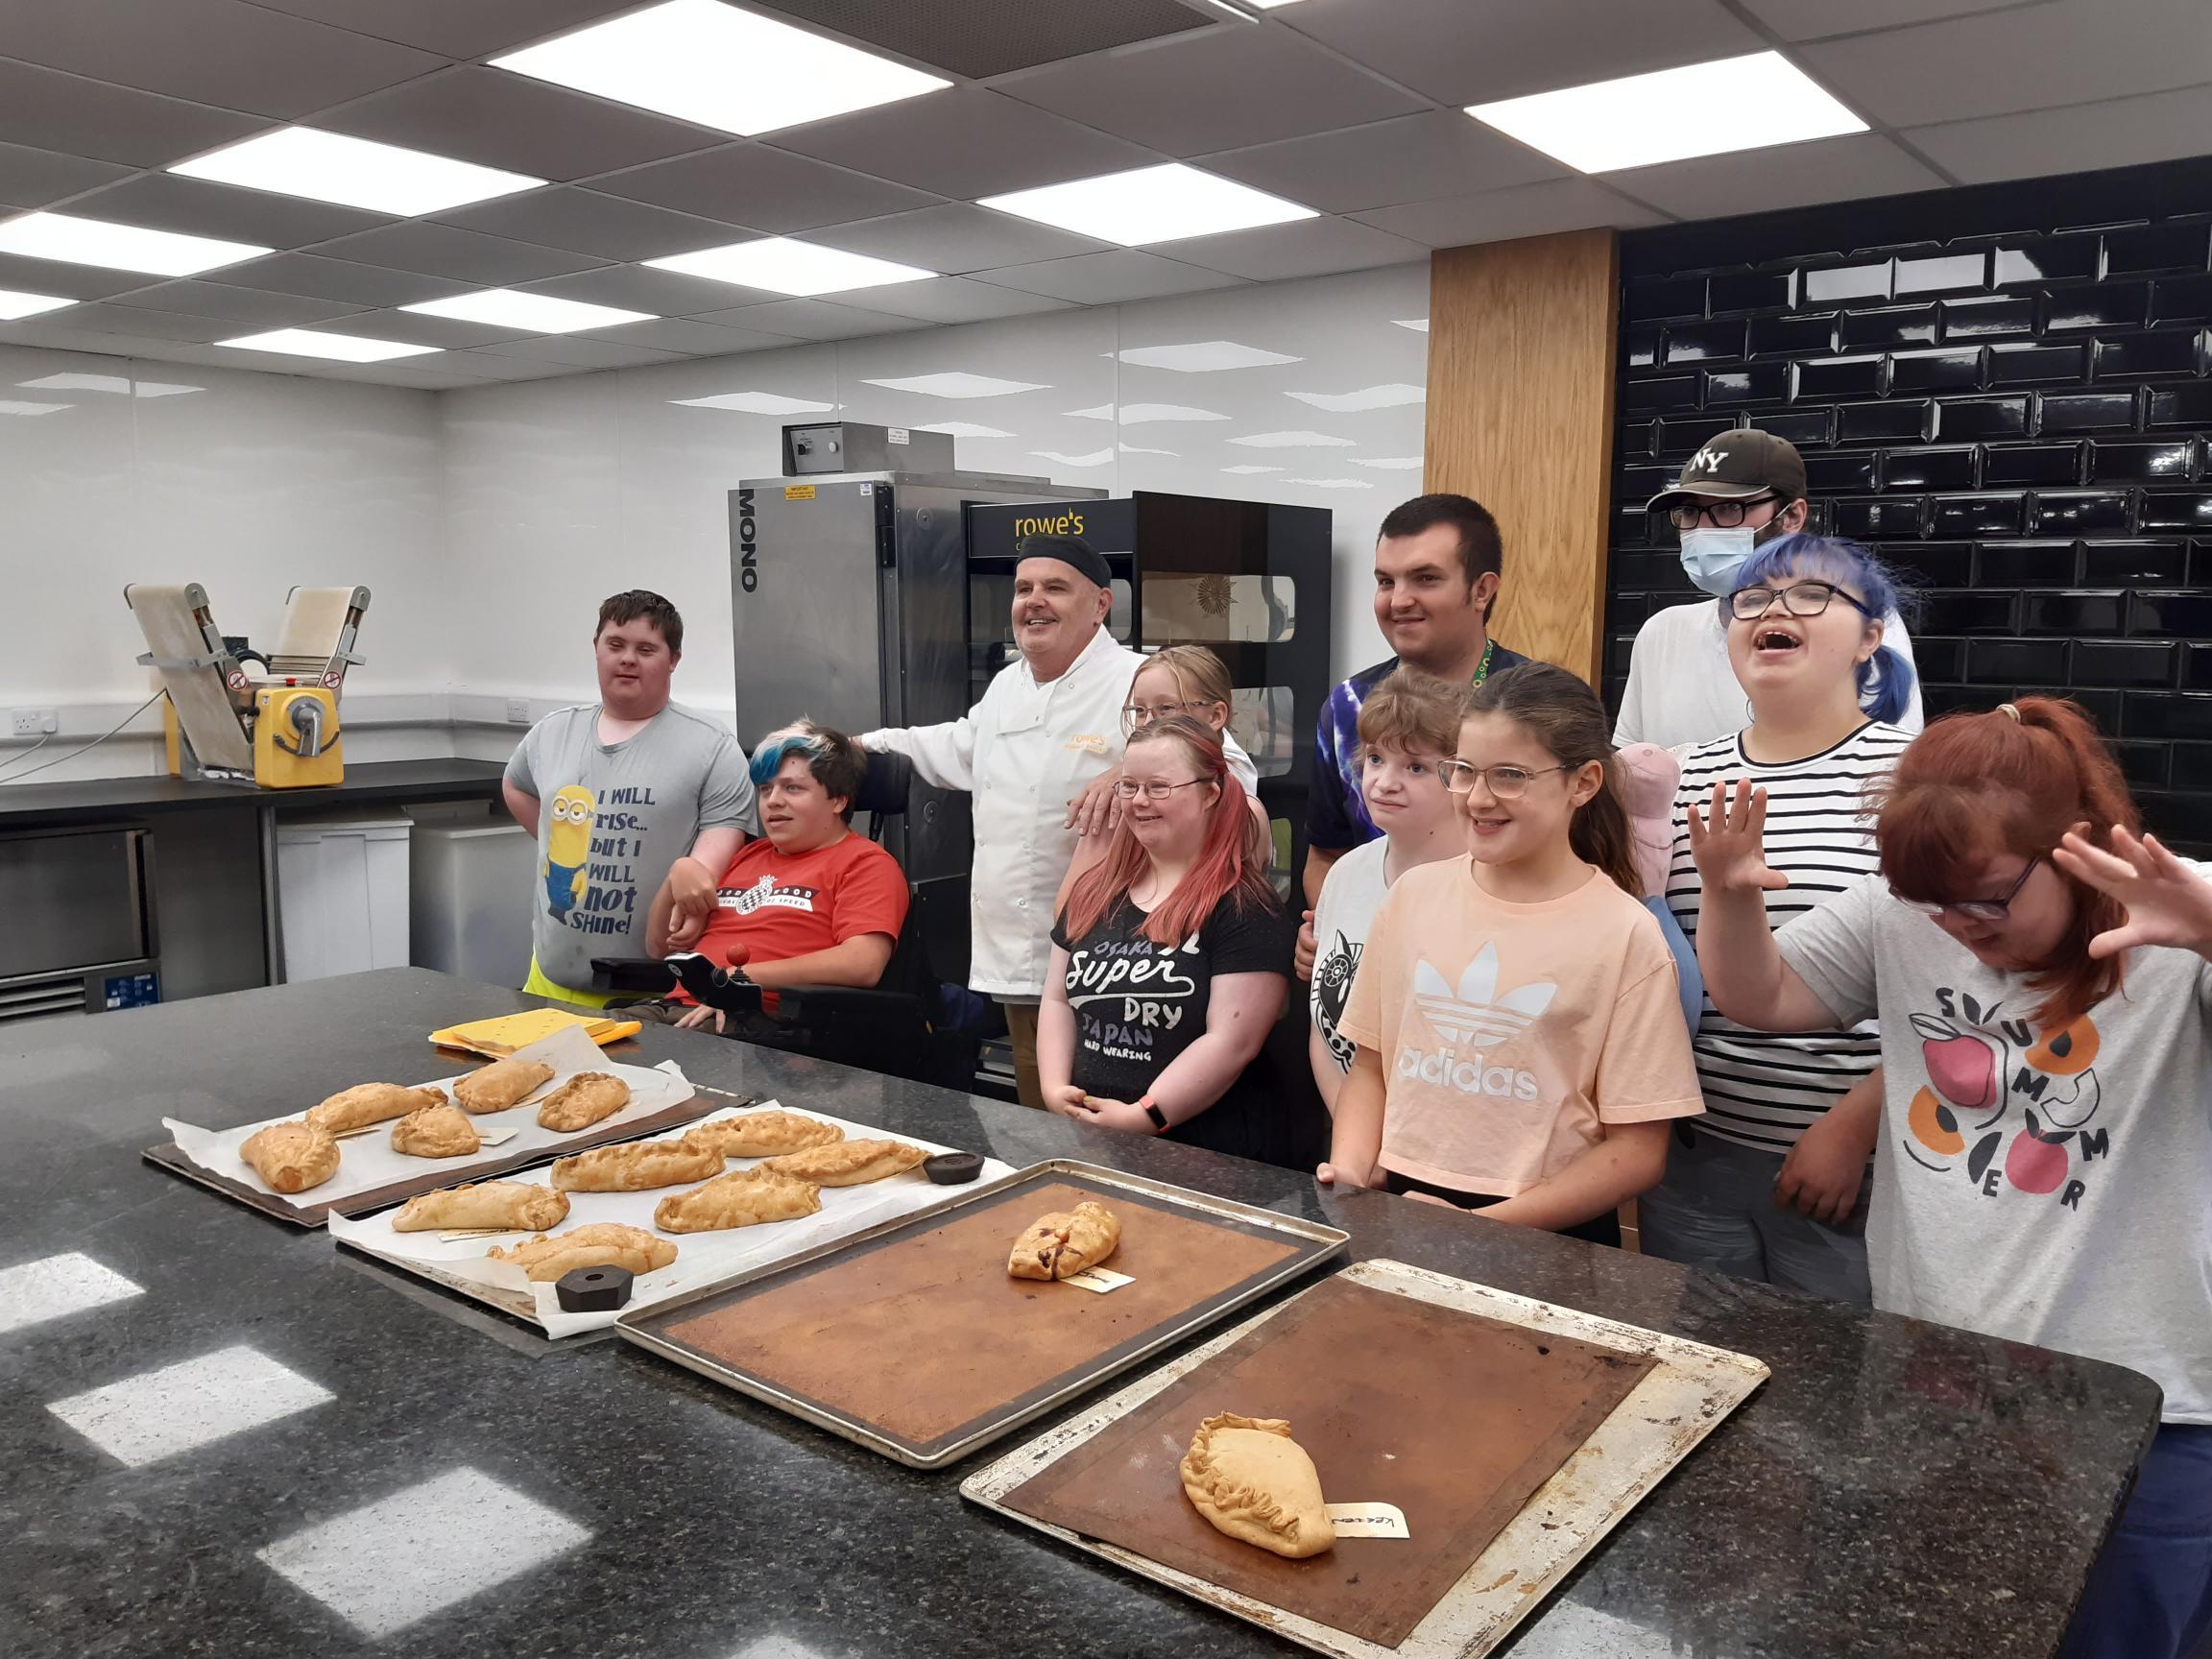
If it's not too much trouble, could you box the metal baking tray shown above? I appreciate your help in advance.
[616,1159,1349,1468]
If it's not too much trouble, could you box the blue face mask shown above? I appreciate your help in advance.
[1678,525,1757,596]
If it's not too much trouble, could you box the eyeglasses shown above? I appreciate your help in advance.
[1728,580,1875,621]
[1439,760,1568,798]
[1120,699,1214,733]
[1113,777,1208,802]
[1894,855,2044,922]
[1669,493,1781,531]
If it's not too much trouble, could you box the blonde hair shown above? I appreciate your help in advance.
[1133,645,1234,723]
[1356,667,1461,757]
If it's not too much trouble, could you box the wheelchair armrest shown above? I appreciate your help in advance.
[773,983,921,1023]
[589,956,681,994]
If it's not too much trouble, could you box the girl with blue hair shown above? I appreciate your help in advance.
[1645,535,1917,1299]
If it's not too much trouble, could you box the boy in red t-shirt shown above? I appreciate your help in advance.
[626,723,908,1034]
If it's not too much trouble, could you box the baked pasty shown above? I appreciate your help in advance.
[1008,1200,1121,1281]
[390,1101,483,1159]
[763,1137,928,1187]
[487,1223,677,1282]
[537,1070,631,1131]
[452,1056,554,1115]
[305,1082,445,1135]
[1180,1413,1335,1559]
[550,1140,722,1191]
[391,1180,569,1234]
[683,1110,843,1160]
[240,1119,341,1194]
[654,1167,823,1233]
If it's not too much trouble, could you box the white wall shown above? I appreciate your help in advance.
[0,343,448,783]
[441,260,1432,744]
[4,261,1431,781]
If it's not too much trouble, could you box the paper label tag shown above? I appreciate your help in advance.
[784,484,815,500]
[438,1227,523,1241]
[1060,1265,1134,1294]
[1327,1503,1409,1540]
[476,1126,518,1145]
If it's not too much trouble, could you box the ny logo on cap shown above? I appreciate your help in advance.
[1688,443,1734,473]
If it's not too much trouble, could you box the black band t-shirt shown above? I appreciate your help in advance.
[1052,889,1297,1165]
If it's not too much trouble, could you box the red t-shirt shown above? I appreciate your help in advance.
[671,831,908,1005]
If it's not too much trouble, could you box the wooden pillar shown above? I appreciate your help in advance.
[1423,228,1620,685]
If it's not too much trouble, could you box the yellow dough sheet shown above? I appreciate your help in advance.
[430,1007,642,1057]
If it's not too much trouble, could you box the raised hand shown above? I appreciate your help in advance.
[2054,827,2212,961]
[1685,780,1790,896]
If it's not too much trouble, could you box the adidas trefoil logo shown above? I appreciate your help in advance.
[1412,944,1555,1044]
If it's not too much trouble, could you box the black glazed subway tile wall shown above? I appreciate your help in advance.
[1608,173,2212,850]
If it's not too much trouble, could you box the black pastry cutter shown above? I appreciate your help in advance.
[555,1264,635,1311]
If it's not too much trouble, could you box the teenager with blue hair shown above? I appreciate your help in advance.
[1644,534,1917,1299]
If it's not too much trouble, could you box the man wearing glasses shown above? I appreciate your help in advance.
[1616,428,1923,751]
[860,536,1254,1109]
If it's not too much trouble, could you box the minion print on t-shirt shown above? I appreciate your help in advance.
[542,784,595,919]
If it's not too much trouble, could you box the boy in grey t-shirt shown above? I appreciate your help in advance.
[502,591,757,1003]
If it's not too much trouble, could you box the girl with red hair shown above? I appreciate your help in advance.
[1690,697,2212,1659]
[1038,716,1301,1165]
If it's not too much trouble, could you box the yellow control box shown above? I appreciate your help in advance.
[252,686,344,788]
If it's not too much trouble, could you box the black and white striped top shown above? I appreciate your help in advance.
[1666,720,1915,1154]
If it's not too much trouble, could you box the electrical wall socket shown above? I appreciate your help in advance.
[505,698,530,724]
[10,708,59,737]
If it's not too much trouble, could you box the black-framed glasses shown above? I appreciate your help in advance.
[1120,699,1214,733]
[1439,760,1567,799]
[1894,855,2044,922]
[1669,493,1781,531]
[1728,580,1875,621]
[1113,777,1208,802]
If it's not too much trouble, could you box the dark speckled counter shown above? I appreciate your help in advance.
[0,968,2158,1658]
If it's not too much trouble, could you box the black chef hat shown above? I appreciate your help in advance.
[1016,534,1112,589]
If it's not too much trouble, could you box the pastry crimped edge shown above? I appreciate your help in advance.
[1179,1413,1335,1558]
[240,1119,341,1194]
[452,1057,554,1114]
[536,1070,631,1130]
[653,1166,823,1233]
[683,1111,844,1159]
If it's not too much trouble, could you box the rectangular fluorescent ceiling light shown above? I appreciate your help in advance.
[0,212,269,276]
[221,328,440,362]
[981,164,1315,247]
[401,289,654,332]
[0,287,75,320]
[172,129,542,216]
[646,237,933,297]
[1468,52,1865,174]
[491,0,949,138]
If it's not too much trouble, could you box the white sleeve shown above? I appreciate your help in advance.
[1880,609,1925,734]
[1221,727,1260,792]
[862,711,978,791]
[1611,611,1665,747]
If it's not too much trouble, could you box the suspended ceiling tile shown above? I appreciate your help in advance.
[433,186,753,261]
[1279,0,1762,106]
[805,204,1108,274]
[1604,132,1947,221]
[1741,0,2022,38]
[106,280,368,326]
[836,275,1077,325]
[301,309,538,349]
[240,0,633,60]
[0,142,136,211]
[749,0,1215,79]
[1198,111,1569,215]
[216,252,479,306]
[589,142,940,232]
[1799,0,2212,128]
[469,334,688,369]
[574,316,807,354]
[0,250,167,301]
[318,66,725,181]
[46,302,245,344]
[443,353,592,381]
[0,317,205,357]
[1904,83,2212,183]
[969,249,1246,304]
[518,262,789,316]
[0,0,445,121]
[769,87,1156,201]
[1352,177,1667,249]
[998,27,1425,157]
[306,358,518,389]
[308,221,609,284]
[1160,216,1430,282]
[0,59,268,169]
[67,173,395,251]
[687,297,928,340]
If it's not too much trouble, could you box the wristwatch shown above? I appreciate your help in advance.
[1139,1094,1168,1133]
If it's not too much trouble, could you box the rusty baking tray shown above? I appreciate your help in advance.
[615,1159,1349,1468]
[962,1259,1768,1659]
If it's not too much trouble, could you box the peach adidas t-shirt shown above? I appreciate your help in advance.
[1338,857,1703,1196]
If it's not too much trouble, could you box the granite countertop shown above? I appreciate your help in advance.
[0,757,507,827]
[0,968,2158,1658]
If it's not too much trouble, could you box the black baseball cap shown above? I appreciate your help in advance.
[1644,428,1808,510]
[1016,534,1112,589]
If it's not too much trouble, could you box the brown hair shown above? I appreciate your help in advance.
[1061,717,1274,948]
[1357,666,1462,757]
[595,589,684,654]
[1132,645,1234,725]
[1461,662,1640,897]
[752,718,866,822]
[1869,697,2138,1028]
[1380,493,1503,610]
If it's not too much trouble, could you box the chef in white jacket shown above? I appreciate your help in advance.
[861,535,1256,1109]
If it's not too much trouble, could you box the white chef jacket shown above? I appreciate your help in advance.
[863,626,1259,999]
